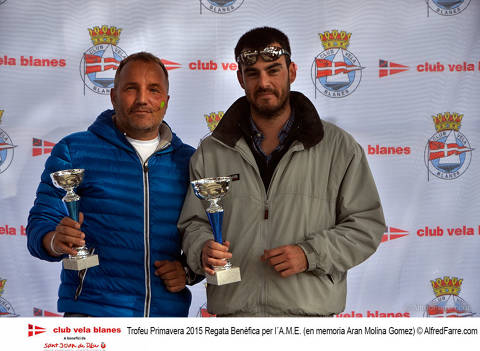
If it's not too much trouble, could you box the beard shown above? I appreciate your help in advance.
[247,84,291,120]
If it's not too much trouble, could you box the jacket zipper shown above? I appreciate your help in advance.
[142,161,151,317]
[140,141,171,317]
[240,140,271,314]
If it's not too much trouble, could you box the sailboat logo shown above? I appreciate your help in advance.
[311,30,364,98]
[426,0,471,16]
[79,25,128,95]
[0,110,17,175]
[424,112,473,180]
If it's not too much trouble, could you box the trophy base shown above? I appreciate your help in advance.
[62,254,99,271]
[207,266,241,286]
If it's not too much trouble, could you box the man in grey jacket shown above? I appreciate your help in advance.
[179,27,386,316]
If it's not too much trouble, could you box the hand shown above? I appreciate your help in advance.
[261,245,307,278]
[201,240,232,276]
[154,260,186,293]
[43,212,85,257]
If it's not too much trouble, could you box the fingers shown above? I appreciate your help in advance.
[261,245,307,278]
[278,268,297,278]
[154,260,186,292]
[51,214,86,256]
[56,241,80,257]
[154,260,178,276]
[201,240,232,275]
[164,279,186,293]
[261,246,284,261]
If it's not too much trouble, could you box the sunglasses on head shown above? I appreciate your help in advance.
[236,46,291,66]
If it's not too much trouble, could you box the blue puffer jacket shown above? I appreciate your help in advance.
[27,109,195,316]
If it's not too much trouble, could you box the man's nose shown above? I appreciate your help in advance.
[135,87,148,104]
[257,71,271,89]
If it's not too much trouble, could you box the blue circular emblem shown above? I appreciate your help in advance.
[79,44,127,95]
[311,48,363,98]
[427,0,471,15]
[424,130,472,180]
[200,0,244,14]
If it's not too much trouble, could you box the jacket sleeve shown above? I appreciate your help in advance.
[297,142,386,275]
[178,145,215,276]
[26,139,74,262]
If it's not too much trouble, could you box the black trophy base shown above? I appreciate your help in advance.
[62,254,99,271]
[207,266,241,285]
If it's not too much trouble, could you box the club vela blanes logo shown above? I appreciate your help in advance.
[79,25,127,95]
[0,278,17,317]
[199,0,245,14]
[424,112,473,180]
[425,276,474,317]
[311,30,364,98]
[0,110,17,174]
[426,0,471,16]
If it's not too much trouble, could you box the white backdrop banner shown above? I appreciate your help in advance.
[0,0,479,318]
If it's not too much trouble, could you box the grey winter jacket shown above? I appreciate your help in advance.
[179,92,385,316]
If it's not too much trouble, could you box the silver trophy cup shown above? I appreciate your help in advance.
[50,169,99,271]
[191,177,241,285]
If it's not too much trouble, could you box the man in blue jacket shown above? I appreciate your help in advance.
[27,52,196,317]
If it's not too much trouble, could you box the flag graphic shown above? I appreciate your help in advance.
[28,324,46,337]
[84,54,120,74]
[0,142,15,151]
[32,138,55,156]
[161,59,181,70]
[428,141,473,160]
[379,59,408,77]
[316,59,362,78]
[382,227,408,243]
[33,307,62,317]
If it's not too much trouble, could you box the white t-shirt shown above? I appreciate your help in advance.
[126,135,160,163]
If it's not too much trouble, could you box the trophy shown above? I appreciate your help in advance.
[191,177,241,285]
[50,169,99,271]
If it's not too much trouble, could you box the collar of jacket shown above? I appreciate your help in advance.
[212,91,324,149]
[88,109,182,153]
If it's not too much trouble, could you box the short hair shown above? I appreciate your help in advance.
[114,51,169,89]
[234,27,291,67]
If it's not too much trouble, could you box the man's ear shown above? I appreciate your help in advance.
[288,61,297,85]
[110,88,116,109]
[237,70,245,89]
